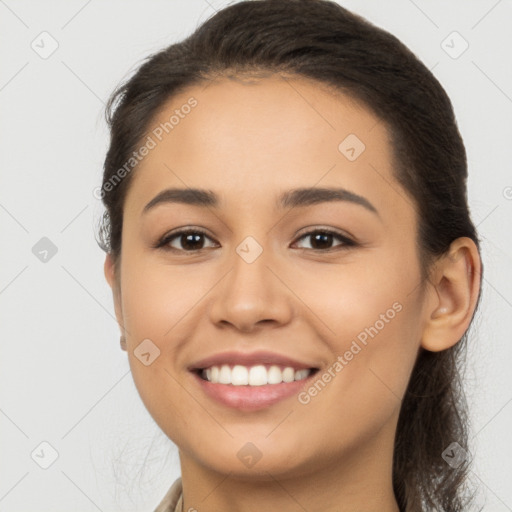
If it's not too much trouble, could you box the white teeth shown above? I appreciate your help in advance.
[231,365,249,385]
[282,367,295,383]
[201,364,313,385]
[267,365,283,384]
[249,365,267,386]
[218,365,231,384]
[295,369,310,381]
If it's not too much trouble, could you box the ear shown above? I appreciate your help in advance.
[420,237,482,352]
[104,253,127,351]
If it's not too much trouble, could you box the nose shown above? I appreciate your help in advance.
[208,239,294,333]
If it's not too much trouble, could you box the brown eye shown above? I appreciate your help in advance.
[294,229,355,251]
[158,229,217,252]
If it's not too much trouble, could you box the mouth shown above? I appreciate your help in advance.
[189,358,320,411]
[193,364,319,386]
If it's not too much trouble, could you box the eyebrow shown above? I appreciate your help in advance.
[142,187,379,217]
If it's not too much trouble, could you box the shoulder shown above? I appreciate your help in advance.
[153,477,183,512]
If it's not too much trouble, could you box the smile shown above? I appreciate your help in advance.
[199,364,313,386]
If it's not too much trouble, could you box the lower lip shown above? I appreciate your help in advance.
[191,371,316,411]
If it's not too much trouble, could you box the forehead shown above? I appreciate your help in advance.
[149,75,385,160]
[125,75,411,224]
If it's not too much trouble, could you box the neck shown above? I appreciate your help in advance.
[178,418,400,512]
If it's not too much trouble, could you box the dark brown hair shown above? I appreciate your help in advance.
[96,1,484,510]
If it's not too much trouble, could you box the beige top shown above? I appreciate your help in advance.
[154,478,183,512]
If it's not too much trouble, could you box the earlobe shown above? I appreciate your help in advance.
[104,252,115,288]
[420,237,482,352]
[103,253,126,350]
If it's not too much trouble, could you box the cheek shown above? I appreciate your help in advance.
[118,254,202,417]
[292,299,421,464]
[120,253,210,341]
[287,248,416,343]
[291,246,422,401]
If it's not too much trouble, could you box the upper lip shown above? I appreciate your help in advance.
[188,350,318,371]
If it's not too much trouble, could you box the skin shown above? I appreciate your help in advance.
[104,75,481,512]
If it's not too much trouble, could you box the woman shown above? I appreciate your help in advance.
[97,0,483,510]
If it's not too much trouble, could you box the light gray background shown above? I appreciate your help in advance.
[1,1,511,510]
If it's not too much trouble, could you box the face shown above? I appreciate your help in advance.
[106,75,429,481]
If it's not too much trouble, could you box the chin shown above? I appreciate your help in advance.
[189,439,316,481]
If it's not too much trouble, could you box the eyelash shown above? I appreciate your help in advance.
[154,227,357,254]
